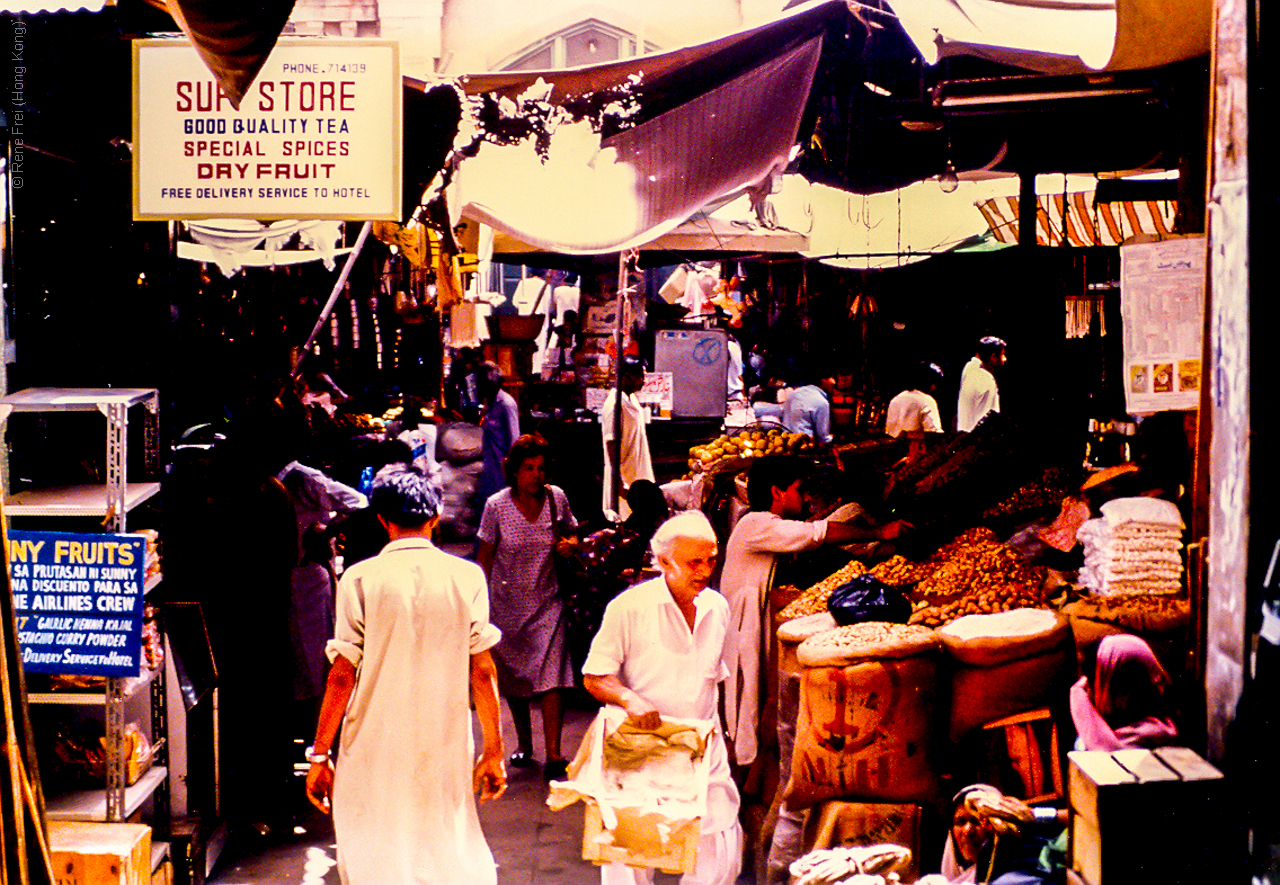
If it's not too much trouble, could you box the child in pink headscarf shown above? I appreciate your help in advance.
[1070,633,1179,751]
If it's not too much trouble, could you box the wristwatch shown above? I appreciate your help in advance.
[305,745,330,764]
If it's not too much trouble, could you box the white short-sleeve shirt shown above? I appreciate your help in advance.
[582,576,739,833]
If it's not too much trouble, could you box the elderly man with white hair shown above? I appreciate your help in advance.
[582,510,743,885]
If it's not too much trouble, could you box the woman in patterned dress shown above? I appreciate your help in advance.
[476,433,578,780]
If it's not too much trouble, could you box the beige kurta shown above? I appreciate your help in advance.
[601,390,656,519]
[719,512,827,766]
[327,538,502,885]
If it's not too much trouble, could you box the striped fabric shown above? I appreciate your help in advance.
[977,193,1178,246]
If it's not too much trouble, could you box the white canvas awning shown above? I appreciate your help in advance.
[884,0,1210,75]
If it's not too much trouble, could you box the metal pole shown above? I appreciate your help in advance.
[609,253,626,516]
[1018,169,1038,248]
[291,221,374,379]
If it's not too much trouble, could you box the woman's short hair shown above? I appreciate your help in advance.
[650,511,717,560]
[502,433,552,486]
[370,465,440,527]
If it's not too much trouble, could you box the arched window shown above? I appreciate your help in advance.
[497,19,659,71]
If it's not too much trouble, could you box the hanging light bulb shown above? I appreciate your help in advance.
[938,160,959,193]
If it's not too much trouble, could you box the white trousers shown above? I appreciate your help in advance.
[600,823,744,885]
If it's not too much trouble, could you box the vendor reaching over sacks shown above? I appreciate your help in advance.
[582,510,742,885]
[721,456,913,768]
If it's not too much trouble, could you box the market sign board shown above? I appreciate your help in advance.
[585,372,675,417]
[133,39,401,221]
[9,531,145,676]
[1119,235,1206,414]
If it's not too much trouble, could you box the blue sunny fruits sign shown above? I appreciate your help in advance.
[9,531,146,676]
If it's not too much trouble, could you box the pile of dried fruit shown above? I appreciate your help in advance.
[776,525,1049,629]
[908,532,1048,626]
[777,560,869,620]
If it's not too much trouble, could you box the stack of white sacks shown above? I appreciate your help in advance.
[1076,497,1185,596]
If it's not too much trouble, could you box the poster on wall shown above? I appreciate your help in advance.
[133,39,401,221]
[1120,235,1207,414]
[9,531,146,676]
[585,373,674,417]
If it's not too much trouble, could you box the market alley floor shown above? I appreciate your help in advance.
[206,694,707,885]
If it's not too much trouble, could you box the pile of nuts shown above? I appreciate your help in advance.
[908,535,1048,627]
[776,526,1049,629]
[777,560,869,620]
[868,555,938,587]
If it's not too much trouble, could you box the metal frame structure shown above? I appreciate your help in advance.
[0,388,166,826]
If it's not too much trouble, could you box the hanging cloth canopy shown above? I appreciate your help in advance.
[882,0,1211,75]
[159,0,298,108]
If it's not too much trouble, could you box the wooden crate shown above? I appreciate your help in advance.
[48,822,151,885]
[1068,747,1226,885]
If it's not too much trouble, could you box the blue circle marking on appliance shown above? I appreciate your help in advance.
[693,337,722,367]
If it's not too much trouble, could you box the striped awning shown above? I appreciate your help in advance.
[976,192,1177,246]
[1,0,107,10]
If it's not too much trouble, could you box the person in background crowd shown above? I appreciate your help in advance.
[306,466,507,885]
[582,511,743,885]
[476,434,578,781]
[445,347,486,423]
[542,308,580,382]
[957,336,1007,432]
[182,396,297,840]
[790,465,901,577]
[722,457,913,768]
[919,784,1061,885]
[601,356,656,521]
[562,479,671,671]
[745,341,768,402]
[781,369,834,444]
[272,413,368,747]
[727,332,746,404]
[1070,633,1179,751]
[886,362,945,438]
[326,439,415,568]
[476,362,521,506]
[298,369,350,418]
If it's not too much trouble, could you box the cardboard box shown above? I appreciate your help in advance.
[582,802,700,875]
[48,822,151,885]
[554,708,714,876]
[1067,747,1225,885]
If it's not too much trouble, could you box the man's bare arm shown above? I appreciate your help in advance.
[583,673,661,730]
[470,650,507,802]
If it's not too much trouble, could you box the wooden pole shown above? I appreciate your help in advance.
[292,221,374,379]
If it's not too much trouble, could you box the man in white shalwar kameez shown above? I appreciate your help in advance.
[582,511,742,885]
[306,466,508,885]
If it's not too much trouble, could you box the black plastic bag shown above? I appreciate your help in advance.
[827,574,913,626]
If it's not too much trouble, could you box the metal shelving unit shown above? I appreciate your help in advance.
[1,387,168,833]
